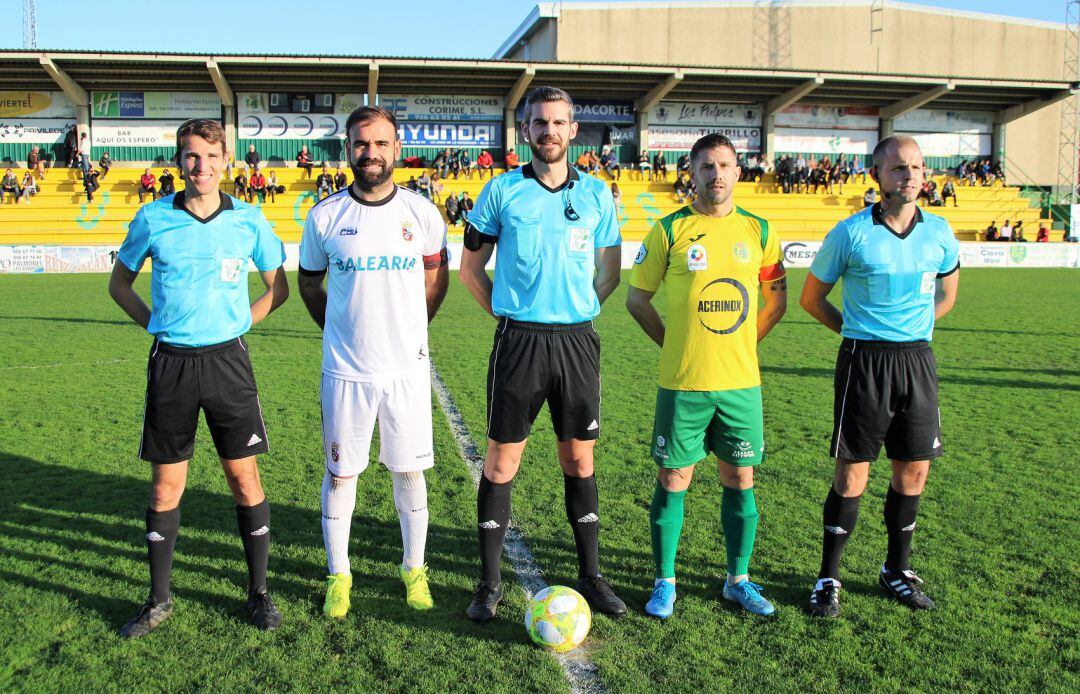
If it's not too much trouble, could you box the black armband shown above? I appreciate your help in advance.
[298,265,327,277]
[463,223,497,251]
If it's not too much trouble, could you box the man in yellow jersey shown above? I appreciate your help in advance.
[627,133,787,618]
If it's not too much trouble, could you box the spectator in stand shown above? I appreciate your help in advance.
[601,149,622,180]
[417,170,432,200]
[677,153,691,174]
[829,161,843,194]
[745,153,765,182]
[1013,220,1025,242]
[985,220,998,241]
[430,171,444,204]
[333,166,348,192]
[459,191,473,221]
[84,165,100,202]
[266,170,280,203]
[18,170,37,204]
[928,182,943,207]
[686,175,698,202]
[638,150,653,180]
[448,150,461,179]
[991,161,1006,186]
[794,154,808,193]
[98,151,112,180]
[0,169,19,204]
[433,149,449,179]
[808,163,826,194]
[852,156,866,184]
[27,146,46,181]
[999,219,1013,242]
[940,178,957,207]
[315,165,335,201]
[863,187,876,207]
[64,125,77,168]
[78,133,92,178]
[587,150,601,175]
[653,151,667,180]
[406,175,418,192]
[249,168,267,203]
[504,150,520,170]
[965,161,977,186]
[476,149,494,179]
[245,144,261,171]
[296,145,313,177]
[917,179,931,205]
[777,155,793,194]
[1036,225,1049,242]
[576,150,591,171]
[139,168,158,203]
[460,150,474,179]
[232,168,248,201]
[673,173,689,203]
[445,190,460,226]
[979,159,991,186]
[611,181,621,208]
[158,168,176,198]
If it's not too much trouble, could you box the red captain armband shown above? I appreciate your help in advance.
[423,248,449,269]
[759,262,786,282]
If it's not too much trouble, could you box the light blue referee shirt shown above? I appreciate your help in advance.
[810,205,959,342]
[117,191,286,347]
[468,164,622,323]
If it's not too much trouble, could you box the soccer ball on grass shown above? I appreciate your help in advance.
[525,585,592,653]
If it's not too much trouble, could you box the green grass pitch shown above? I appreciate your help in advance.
[0,269,1076,692]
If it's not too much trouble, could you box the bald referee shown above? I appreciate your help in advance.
[459,86,625,622]
[800,135,959,617]
[109,119,289,637]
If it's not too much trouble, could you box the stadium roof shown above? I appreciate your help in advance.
[0,50,1073,118]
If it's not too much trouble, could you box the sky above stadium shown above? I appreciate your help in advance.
[0,0,1066,56]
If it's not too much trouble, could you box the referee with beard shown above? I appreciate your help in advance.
[459,86,625,622]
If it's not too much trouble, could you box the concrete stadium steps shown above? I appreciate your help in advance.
[0,167,1052,245]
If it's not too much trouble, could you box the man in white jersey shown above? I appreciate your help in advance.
[298,106,449,617]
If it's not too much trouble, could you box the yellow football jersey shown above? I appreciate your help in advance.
[629,204,785,391]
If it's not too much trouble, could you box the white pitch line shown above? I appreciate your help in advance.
[430,364,608,694]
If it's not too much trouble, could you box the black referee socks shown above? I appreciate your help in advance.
[145,506,180,605]
[477,475,513,583]
[819,487,861,581]
[883,485,921,572]
[564,474,601,579]
[235,500,271,598]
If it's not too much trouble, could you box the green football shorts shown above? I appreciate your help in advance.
[650,386,765,468]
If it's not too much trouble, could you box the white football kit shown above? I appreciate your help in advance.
[300,185,447,476]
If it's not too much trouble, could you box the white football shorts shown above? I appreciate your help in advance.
[320,370,435,476]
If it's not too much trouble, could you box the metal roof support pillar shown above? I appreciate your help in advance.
[763,77,823,160]
[207,60,236,158]
[635,71,682,162]
[367,63,379,106]
[504,68,535,158]
[40,57,89,142]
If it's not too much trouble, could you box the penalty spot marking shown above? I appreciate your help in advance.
[430,364,608,694]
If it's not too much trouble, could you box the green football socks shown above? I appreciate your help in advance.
[649,481,687,580]
[721,486,759,578]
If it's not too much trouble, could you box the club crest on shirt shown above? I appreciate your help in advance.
[401,219,414,242]
[733,241,749,262]
[687,244,708,271]
[220,258,243,283]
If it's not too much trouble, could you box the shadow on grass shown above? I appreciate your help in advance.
[0,451,535,645]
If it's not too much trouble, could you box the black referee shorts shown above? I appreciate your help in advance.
[486,318,601,444]
[140,337,269,464]
[830,338,943,463]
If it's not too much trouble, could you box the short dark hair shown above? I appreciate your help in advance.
[522,86,575,122]
[690,133,737,163]
[175,119,227,160]
[345,106,398,140]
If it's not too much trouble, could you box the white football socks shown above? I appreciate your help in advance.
[321,471,357,575]
[392,471,429,570]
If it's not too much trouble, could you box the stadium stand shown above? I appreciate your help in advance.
[0,165,1057,246]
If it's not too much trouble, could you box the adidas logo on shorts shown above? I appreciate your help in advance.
[901,521,917,532]
[478,520,501,530]
[577,513,599,523]
[146,531,165,542]
[587,420,599,431]
[824,525,849,535]
[247,433,263,447]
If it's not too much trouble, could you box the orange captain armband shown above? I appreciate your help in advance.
[759,261,786,282]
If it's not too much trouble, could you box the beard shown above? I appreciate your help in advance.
[350,157,394,191]
[528,137,568,164]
